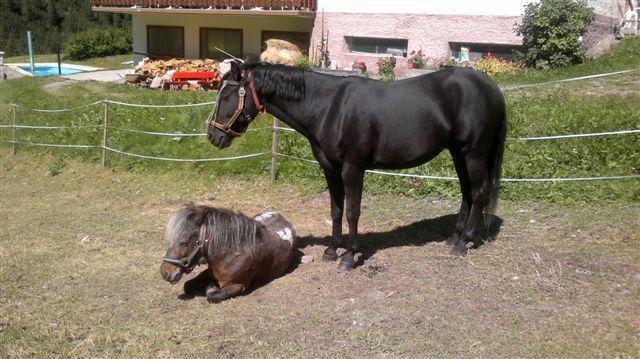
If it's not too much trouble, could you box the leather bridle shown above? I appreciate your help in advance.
[162,234,209,274]
[206,71,264,138]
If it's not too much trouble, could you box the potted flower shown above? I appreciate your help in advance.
[407,49,427,69]
[439,58,457,69]
[352,60,367,73]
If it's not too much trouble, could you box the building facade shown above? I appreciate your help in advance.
[91,0,529,70]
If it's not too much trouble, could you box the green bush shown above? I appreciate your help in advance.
[515,0,594,69]
[377,56,396,82]
[66,28,132,60]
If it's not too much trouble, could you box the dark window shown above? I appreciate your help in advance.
[345,37,408,57]
[147,26,184,58]
[449,42,521,61]
[200,28,243,60]
[261,31,311,55]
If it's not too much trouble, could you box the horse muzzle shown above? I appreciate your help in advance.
[160,263,183,285]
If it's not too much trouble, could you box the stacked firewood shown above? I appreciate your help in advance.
[125,58,222,90]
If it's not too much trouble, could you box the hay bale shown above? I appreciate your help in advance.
[260,39,303,66]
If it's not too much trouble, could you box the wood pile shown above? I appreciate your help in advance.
[126,58,222,90]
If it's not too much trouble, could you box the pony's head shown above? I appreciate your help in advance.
[206,61,263,149]
[206,62,306,149]
[160,205,208,284]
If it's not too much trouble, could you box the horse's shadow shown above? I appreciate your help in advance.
[177,213,502,301]
[297,213,503,265]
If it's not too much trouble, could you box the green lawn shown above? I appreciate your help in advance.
[0,39,638,203]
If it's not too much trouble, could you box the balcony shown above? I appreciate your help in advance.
[92,0,317,16]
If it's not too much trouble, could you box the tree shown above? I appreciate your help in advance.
[515,0,594,69]
[0,0,131,57]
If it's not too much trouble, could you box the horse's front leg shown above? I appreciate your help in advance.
[183,269,214,295]
[339,164,364,271]
[206,283,245,303]
[322,168,345,262]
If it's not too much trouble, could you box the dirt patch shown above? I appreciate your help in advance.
[1,151,639,357]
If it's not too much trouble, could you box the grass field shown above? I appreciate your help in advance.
[1,40,638,203]
[1,150,638,357]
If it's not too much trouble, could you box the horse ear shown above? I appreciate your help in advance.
[230,61,243,81]
[191,206,208,227]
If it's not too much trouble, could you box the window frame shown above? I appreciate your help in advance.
[345,36,408,58]
[146,25,185,58]
[449,42,521,61]
[199,27,244,60]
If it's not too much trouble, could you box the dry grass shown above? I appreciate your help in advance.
[1,150,639,357]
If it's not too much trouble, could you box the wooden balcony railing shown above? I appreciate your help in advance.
[92,0,317,11]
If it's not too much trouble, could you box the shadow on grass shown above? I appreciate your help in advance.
[297,213,503,265]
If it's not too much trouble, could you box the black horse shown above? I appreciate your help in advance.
[206,62,506,271]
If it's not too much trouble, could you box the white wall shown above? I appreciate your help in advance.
[133,13,313,60]
[317,0,534,16]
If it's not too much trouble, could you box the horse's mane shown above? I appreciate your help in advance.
[244,63,306,101]
[167,205,259,258]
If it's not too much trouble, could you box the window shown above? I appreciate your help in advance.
[345,37,408,57]
[200,28,243,60]
[261,31,311,55]
[449,42,521,62]
[147,26,184,58]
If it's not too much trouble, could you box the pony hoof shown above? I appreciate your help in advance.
[322,248,338,262]
[207,288,229,304]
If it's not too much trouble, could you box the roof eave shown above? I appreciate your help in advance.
[91,6,316,18]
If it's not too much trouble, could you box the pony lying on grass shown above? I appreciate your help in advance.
[160,205,297,303]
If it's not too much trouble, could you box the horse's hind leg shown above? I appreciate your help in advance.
[322,168,345,262]
[451,155,492,256]
[446,147,472,246]
[338,165,365,271]
[184,269,214,295]
[206,283,245,304]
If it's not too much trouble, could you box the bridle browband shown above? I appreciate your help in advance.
[162,232,210,274]
[206,71,265,138]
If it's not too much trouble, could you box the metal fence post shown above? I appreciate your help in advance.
[270,117,278,183]
[11,104,17,155]
[102,100,109,168]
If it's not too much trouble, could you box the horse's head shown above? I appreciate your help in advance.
[160,205,207,285]
[207,61,264,149]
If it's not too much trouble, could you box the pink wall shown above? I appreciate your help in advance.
[311,12,522,73]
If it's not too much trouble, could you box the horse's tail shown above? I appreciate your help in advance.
[484,105,506,237]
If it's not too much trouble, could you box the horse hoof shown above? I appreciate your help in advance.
[445,235,458,247]
[450,244,468,257]
[338,261,355,271]
[207,288,229,304]
[322,248,338,262]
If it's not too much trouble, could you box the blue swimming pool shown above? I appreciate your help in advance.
[18,65,87,76]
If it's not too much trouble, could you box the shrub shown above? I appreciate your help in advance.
[67,28,132,60]
[475,54,524,75]
[515,0,594,69]
[377,56,396,82]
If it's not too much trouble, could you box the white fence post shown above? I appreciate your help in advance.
[102,100,109,168]
[11,103,17,155]
[270,117,278,183]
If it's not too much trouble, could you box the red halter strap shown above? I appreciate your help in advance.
[247,72,265,114]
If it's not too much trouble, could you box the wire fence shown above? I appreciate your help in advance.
[2,68,639,183]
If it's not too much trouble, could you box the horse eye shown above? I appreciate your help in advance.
[179,242,189,248]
